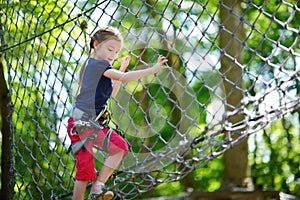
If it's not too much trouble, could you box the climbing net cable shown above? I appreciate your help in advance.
[1,0,300,199]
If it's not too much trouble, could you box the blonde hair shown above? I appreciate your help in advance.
[78,26,123,87]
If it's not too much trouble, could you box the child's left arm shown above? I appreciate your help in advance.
[111,56,131,98]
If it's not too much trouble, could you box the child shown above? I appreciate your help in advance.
[67,26,168,200]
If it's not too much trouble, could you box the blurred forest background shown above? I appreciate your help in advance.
[0,0,299,199]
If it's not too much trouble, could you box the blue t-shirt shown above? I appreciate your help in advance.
[75,58,113,118]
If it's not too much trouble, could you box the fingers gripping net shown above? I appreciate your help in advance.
[2,0,300,199]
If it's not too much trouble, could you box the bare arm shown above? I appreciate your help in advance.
[111,56,130,98]
[104,55,168,83]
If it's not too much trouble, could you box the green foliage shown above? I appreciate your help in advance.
[250,115,300,196]
[2,1,80,198]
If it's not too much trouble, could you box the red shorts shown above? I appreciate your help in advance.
[67,118,128,181]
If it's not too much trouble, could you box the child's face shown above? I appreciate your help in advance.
[94,39,122,63]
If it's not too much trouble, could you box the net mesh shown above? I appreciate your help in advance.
[1,0,300,199]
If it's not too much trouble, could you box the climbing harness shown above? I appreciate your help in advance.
[68,107,113,154]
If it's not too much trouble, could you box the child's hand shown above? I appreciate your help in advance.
[120,55,130,72]
[152,55,169,73]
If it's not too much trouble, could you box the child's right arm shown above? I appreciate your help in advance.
[103,55,168,82]
[111,56,130,98]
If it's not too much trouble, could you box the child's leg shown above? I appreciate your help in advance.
[71,131,97,198]
[99,151,124,183]
[91,151,124,193]
[91,128,129,194]
[73,180,88,200]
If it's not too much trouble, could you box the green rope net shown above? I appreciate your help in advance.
[1,0,299,199]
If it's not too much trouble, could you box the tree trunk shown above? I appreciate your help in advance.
[0,43,13,200]
[219,0,251,190]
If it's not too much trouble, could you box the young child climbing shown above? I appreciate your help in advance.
[67,26,168,200]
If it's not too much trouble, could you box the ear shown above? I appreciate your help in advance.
[93,40,100,49]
